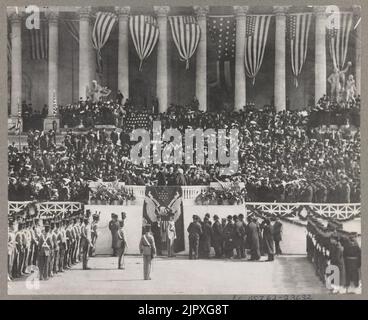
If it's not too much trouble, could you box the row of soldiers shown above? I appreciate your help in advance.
[187,213,283,261]
[8,209,99,281]
[306,217,361,293]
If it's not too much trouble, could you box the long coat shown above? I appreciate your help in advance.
[246,222,260,259]
[109,220,120,249]
[262,224,275,255]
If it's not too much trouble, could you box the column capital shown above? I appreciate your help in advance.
[154,6,170,17]
[193,6,209,19]
[8,8,23,23]
[352,5,361,16]
[273,6,290,16]
[78,6,92,20]
[45,8,59,23]
[115,6,130,18]
[233,6,249,18]
[313,6,327,16]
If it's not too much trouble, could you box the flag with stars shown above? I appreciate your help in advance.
[208,16,236,94]
[244,15,272,85]
[287,13,312,87]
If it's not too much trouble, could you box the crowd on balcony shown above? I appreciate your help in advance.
[8,96,360,203]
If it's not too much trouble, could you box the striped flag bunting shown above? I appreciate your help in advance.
[52,89,58,116]
[129,15,160,71]
[29,19,48,60]
[92,12,117,74]
[169,16,200,69]
[287,13,312,87]
[244,15,272,85]
[327,12,353,71]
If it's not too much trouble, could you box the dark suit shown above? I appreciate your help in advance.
[212,220,223,258]
[187,222,202,259]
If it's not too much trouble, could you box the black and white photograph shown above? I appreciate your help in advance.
[6,4,361,296]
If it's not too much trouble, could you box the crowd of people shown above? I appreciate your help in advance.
[8,209,99,281]
[8,95,360,204]
[306,216,361,294]
[186,213,283,261]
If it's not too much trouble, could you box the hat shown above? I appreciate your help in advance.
[121,212,127,220]
[213,214,219,220]
[227,215,233,220]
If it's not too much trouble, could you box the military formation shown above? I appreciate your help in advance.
[8,208,100,281]
[306,217,361,294]
[187,213,283,262]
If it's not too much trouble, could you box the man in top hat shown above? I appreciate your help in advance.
[212,215,223,258]
[80,216,93,270]
[223,215,235,259]
[187,215,202,260]
[109,213,120,257]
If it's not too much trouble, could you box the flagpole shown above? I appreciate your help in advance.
[17,98,21,150]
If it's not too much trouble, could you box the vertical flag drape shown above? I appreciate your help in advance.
[129,15,160,71]
[29,19,48,60]
[244,15,271,85]
[287,13,312,87]
[327,12,353,71]
[92,12,117,73]
[169,16,201,69]
[64,19,79,43]
[207,16,236,92]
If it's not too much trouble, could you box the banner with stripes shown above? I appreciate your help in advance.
[169,16,200,69]
[7,21,11,67]
[52,89,58,116]
[327,12,353,71]
[244,15,272,85]
[287,13,312,87]
[129,15,159,71]
[64,19,79,43]
[29,19,48,60]
[92,12,117,74]
[207,16,236,94]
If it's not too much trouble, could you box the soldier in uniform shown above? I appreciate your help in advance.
[223,215,235,259]
[109,213,119,257]
[22,219,32,274]
[8,219,17,281]
[90,212,100,257]
[48,220,56,278]
[116,219,127,269]
[65,217,75,269]
[38,220,52,281]
[15,220,25,277]
[187,215,202,260]
[343,233,361,293]
[139,225,156,280]
[32,218,42,267]
[212,215,223,258]
[52,219,61,275]
[58,217,67,273]
[80,216,92,270]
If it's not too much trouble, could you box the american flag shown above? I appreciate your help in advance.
[327,12,353,71]
[208,16,236,93]
[169,16,200,69]
[52,90,58,116]
[129,15,159,71]
[29,18,48,60]
[244,15,271,85]
[92,12,117,74]
[287,13,312,87]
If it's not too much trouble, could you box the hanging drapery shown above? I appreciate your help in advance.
[91,12,117,74]
[207,16,236,93]
[29,18,48,60]
[327,12,353,71]
[129,15,160,71]
[287,13,312,87]
[169,16,201,69]
[244,15,271,85]
[64,19,79,43]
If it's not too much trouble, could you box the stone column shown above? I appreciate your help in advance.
[273,6,288,112]
[116,6,130,102]
[47,8,59,115]
[154,6,170,113]
[353,5,361,95]
[194,6,209,112]
[233,6,248,111]
[314,6,327,104]
[78,7,93,99]
[9,9,22,128]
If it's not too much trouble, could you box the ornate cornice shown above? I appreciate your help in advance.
[154,6,170,17]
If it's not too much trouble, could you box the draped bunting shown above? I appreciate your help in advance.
[29,19,48,60]
[244,15,272,85]
[287,13,312,87]
[129,15,160,71]
[169,16,201,69]
[92,12,117,74]
[327,12,353,71]
[63,19,79,44]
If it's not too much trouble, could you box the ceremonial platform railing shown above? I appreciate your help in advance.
[8,201,83,217]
